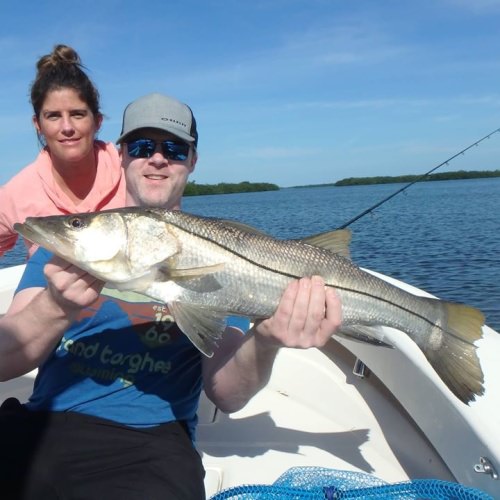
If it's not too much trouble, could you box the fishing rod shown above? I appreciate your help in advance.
[337,127,500,229]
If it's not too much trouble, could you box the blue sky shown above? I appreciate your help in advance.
[1,0,500,187]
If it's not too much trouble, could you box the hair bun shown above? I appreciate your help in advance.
[36,44,82,73]
[30,43,100,121]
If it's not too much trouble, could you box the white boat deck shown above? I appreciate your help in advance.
[198,341,456,496]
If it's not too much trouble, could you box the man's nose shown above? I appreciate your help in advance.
[150,147,168,165]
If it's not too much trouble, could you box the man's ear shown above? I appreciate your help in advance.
[189,150,198,173]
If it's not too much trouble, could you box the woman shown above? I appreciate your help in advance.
[0,44,125,259]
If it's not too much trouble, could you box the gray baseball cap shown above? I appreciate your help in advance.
[116,93,198,146]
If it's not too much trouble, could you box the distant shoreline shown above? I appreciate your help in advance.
[184,181,280,196]
[293,169,500,189]
[187,170,500,195]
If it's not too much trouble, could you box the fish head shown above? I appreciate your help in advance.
[14,209,180,285]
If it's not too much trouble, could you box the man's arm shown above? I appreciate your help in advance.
[0,257,103,381]
[202,276,342,413]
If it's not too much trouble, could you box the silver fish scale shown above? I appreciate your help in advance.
[151,209,446,341]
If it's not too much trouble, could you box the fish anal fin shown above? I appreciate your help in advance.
[169,302,227,357]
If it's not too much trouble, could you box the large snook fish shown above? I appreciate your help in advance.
[14,207,485,404]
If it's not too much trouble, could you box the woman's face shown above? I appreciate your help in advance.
[33,87,102,167]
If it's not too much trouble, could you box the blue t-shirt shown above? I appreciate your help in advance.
[17,248,249,439]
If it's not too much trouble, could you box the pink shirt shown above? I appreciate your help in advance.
[0,141,126,258]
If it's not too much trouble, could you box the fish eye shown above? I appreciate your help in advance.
[68,217,86,229]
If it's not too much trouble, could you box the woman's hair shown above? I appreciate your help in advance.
[30,44,101,120]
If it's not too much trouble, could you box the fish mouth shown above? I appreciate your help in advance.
[14,220,70,256]
[14,221,45,244]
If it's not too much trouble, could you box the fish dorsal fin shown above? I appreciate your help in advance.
[218,218,352,259]
[301,228,352,259]
[223,219,352,259]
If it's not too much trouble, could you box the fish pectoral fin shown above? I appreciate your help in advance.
[159,263,225,281]
[169,302,227,357]
[301,228,352,260]
[337,325,394,348]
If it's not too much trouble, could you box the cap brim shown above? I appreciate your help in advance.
[116,125,196,145]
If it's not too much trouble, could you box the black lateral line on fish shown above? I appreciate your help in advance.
[170,220,460,339]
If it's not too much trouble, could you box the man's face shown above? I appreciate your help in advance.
[121,128,197,209]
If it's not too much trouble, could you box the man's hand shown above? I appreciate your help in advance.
[44,256,104,313]
[203,276,342,413]
[253,276,342,349]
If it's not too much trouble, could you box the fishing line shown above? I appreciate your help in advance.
[337,127,500,229]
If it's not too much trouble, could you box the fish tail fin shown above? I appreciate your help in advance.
[425,302,485,404]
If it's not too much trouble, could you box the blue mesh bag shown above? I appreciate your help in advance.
[209,466,493,499]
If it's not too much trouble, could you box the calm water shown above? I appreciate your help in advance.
[2,178,499,331]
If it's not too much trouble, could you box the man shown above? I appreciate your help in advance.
[0,93,342,499]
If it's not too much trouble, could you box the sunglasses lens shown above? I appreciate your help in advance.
[162,141,190,161]
[127,139,155,158]
[126,139,190,161]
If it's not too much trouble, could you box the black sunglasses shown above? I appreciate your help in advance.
[126,138,190,161]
